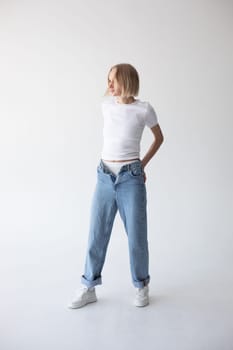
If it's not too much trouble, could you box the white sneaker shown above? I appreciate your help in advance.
[68,286,97,309]
[134,285,149,307]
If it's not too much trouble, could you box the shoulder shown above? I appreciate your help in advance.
[142,100,158,127]
[144,101,155,110]
[101,95,115,105]
[135,101,157,118]
[144,101,158,116]
[135,99,154,109]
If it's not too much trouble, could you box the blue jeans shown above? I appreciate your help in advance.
[81,159,150,288]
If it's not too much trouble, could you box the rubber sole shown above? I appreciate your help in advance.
[134,298,149,307]
[68,296,97,309]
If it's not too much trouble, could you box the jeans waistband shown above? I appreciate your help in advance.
[99,159,142,174]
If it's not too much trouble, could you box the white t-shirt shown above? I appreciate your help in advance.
[101,96,159,160]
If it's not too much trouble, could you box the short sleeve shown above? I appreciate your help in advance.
[145,102,158,128]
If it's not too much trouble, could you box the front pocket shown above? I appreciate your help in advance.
[130,166,143,177]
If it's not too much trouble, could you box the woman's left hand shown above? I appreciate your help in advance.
[142,170,146,183]
[140,160,146,183]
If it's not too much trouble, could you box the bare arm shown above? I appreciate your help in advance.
[141,124,164,173]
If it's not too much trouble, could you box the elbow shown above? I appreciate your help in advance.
[158,133,164,145]
[160,129,164,143]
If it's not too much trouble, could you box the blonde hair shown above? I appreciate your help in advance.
[104,63,139,98]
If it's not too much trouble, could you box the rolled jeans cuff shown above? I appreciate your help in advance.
[81,275,102,288]
[133,275,150,288]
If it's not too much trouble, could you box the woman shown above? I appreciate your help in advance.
[68,63,164,308]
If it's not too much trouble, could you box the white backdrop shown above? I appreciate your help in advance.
[0,1,233,349]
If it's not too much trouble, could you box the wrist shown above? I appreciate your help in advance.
[140,160,146,170]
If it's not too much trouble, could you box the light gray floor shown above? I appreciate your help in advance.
[1,264,233,350]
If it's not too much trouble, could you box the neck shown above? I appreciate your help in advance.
[116,96,135,104]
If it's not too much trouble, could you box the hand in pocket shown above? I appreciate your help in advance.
[143,171,146,183]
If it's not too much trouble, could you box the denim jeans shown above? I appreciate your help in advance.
[81,159,150,288]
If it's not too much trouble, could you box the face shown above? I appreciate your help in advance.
[108,68,122,96]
